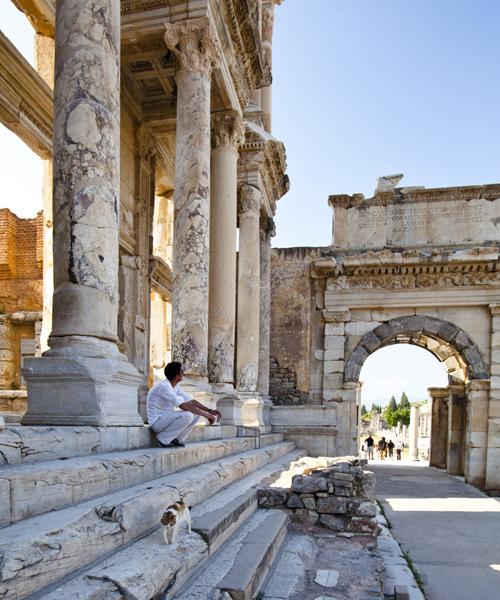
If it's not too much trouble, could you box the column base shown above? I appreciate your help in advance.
[22,343,143,426]
[217,390,266,428]
[180,375,217,412]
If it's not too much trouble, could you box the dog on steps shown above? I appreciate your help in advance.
[161,500,191,544]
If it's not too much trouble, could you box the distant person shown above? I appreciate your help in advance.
[147,361,220,447]
[387,439,395,459]
[365,435,374,459]
[360,441,368,458]
[395,439,403,460]
[377,436,387,460]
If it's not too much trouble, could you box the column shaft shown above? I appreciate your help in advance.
[165,22,214,378]
[447,386,466,475]
[258,218,274,395]
[208,112,242,385]
[429,387,449,469]
[409,405,420,460]
[236,185,261,391]
[465,380,489,488]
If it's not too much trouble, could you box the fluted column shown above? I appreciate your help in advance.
[236,185,261,391]
[258,217,275,395]
[208,111,244,387]
[23,0,142,426]
[164,21,216,380]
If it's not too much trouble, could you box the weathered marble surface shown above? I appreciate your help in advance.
[165,21,216,378]
[258,218,275,395]
[236,184,262,391]
[208,111,243,384]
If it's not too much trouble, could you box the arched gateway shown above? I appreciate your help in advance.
[270,178,500,492]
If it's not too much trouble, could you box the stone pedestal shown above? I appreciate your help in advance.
[208,111,243,385]
[447,385,466,475]
[23,0,142,426]
[164,21,215,383]
[409,405,420,460]
[464,380,489,488]
[429,387,449,469]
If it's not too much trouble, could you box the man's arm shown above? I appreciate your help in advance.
[189,399,221,418]
[179,400,216,424]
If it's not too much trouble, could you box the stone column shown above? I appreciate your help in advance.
[486,304,500,492]
[164,21,215,386]
[429,387,449,469]
[261,3,274,132]
[23,0,142,426]
[464,380,489,488]
[258,216,275,396]
[236,184,261,392]
[409,405,420,460]
[35,34,54,352]
[208,111,243,389]
[447,384,466,475]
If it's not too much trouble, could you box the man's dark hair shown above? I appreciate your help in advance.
[164,361,182,381]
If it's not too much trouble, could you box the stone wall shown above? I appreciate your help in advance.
[269,356,310,405]
[270,247,322,398]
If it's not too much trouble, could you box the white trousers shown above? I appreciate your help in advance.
[151,411,200,445]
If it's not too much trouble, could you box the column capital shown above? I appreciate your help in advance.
[466,379,490,393]
[211,110,245,150]
[260,216,276,241]
[164,19,218,76]
[428,387,450,399]
[239,184,261,215]
[490,303,500,317]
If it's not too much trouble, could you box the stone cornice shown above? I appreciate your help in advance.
[312,246,500,289]
[329,183,500,209]
[11,0,55,37]
[149,256,172,300]
[0,32,53,158]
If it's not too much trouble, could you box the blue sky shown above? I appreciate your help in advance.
[1,0,493,405]
[272,0,500,247]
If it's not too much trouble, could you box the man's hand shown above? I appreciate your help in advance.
[210,408,222,419]
[207,413,216,426]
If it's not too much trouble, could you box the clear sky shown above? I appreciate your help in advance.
[1,1,494,405]
[272,0,500,248]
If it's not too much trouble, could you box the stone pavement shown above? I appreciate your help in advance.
[370,459,500,600]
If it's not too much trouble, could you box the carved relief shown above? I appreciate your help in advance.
[211,110,245,149]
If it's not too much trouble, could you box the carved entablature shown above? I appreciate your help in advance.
[223,0,272,90]
[149,256,172,300]
[311,247,500,290]
[239,121,287,216]
[0,32,53,158]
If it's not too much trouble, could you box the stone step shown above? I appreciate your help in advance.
[191,449,305,553]
[176,510,289,600]
[217,510,289,600]
[0,436,257,525]
[0,423,237,466]
[0,442,296,599]
[258,433,284,448]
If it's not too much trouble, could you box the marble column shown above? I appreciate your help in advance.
[447,385,466,475]
[429,387,449,469]
[464,380,489,488]
[164,21,215,383]
[236,184,261,392]
[23,0,142,426]
[258,217,275,396]
[208,111,243,388]
[35,34,54,352]
[409,405,420,460]
[261,4,274,132]
[486,304,500,492]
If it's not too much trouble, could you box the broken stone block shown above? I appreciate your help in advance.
[301,495,316,510]
[287,494,304,509]
[258,488,288,507]
[291,475,328,493]
[355,502,377,517]
[316,497,350,514]
[319,514,347,532]
[347,516,378,535]
[292,508,319,526]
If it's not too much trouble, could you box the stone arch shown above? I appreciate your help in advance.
[344,315,488,384]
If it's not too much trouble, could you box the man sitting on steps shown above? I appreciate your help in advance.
[147,361,221,448]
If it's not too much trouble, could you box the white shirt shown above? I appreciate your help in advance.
[395,441,403,450]
[146,379,192,425]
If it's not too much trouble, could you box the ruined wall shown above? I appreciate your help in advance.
[270,247,322,404]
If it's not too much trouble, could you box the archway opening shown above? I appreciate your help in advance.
[359,344,448,462]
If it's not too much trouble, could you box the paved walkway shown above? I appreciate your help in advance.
[370,459,500,600]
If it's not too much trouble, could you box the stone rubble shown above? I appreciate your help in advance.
[258,456,378,536]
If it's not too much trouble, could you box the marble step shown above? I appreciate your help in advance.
[0,424,237,466]
[176,510,289,600]
[0,442,296,599]
[0,436,257,525]
[258,433,284,448]
[191,448,305,553]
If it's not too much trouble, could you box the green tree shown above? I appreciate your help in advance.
[388,395,397,412]
[361,404,367,416]
[400,391,410,409]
